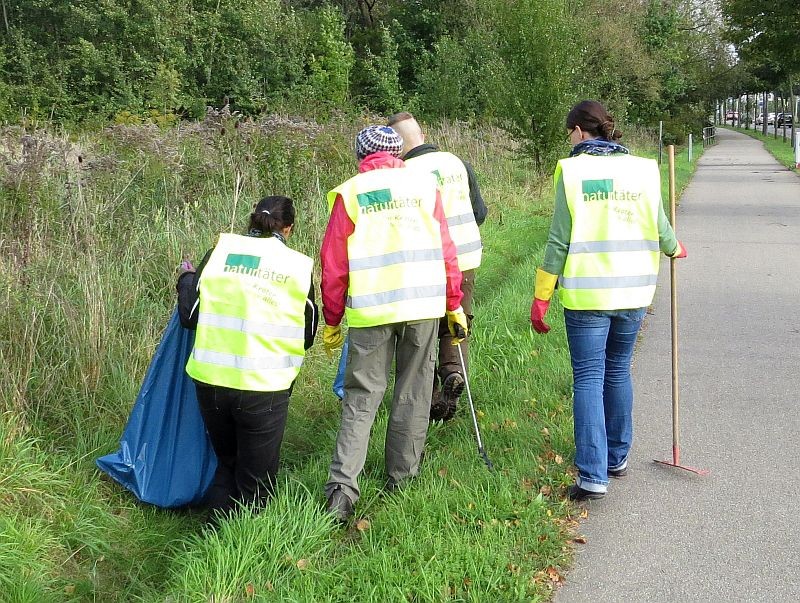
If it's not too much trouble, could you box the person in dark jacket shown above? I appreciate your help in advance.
[388,112,488,421]
[177,195,317,521]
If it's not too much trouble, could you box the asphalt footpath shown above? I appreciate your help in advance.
[555,128,800,602]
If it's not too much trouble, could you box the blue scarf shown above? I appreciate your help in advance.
[569,139,630,157]
[247,229,287,244]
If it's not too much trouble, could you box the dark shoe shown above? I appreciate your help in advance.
[608,466,628,478]
[325,487,354,523]
[440,372,465,421]
[442,372,465,400]
[568,484,606,501]
[383,478,406,493]
[429,389,449,422]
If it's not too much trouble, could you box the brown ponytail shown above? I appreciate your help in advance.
[566,100,623,140]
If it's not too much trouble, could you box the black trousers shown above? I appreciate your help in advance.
[194,381,291,516]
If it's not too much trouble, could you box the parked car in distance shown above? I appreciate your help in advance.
[767,112,776,125]
[725,111,739,122]
[776,113,793,127]
[755,114,765,125]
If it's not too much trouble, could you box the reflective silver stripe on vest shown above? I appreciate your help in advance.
[192,348,304,370]
[568,240,660,254]
[559,275,658,289]
[198,313,305,340]
[447,212,477,227]
[456,240,482,255]
[348,248,444,271]
[347,284,446,309]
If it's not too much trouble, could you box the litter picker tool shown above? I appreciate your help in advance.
[653,145,709,476]
[456,341,494,471]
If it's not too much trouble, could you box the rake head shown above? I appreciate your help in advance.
[653,447,709,476]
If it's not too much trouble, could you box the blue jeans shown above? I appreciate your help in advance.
[564,307,646,492]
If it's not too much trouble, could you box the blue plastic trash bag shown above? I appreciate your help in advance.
[96,308,217,508]
[333,336,349,400]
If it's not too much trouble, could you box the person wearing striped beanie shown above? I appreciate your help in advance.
[320,124,467,522]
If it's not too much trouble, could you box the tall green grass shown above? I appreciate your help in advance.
[0,117,701,602]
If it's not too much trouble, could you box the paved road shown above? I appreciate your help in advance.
[555,128,800,602]
[727,122,794,135]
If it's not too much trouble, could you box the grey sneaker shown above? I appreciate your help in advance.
[325,487,354,523]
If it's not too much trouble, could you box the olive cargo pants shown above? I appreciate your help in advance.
[325,318,438,504]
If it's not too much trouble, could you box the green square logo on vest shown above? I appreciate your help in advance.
[356,188,422,214]
[582,179,614,201]
[225,253,261,272]
[357,188,393,207]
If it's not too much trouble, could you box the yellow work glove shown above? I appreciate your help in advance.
[323,324,344,358]
[533,268,558,302]
[446,307,469,345]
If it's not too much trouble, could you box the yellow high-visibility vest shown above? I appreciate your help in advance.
[557,154,661,310]
[404,151,482,271]
[186,233,312,391]
[327,168,446,327]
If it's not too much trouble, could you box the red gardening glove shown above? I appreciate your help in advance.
[530,298,551,334]
[671,241,687,259]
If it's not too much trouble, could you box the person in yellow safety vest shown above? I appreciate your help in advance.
[387,112,488,423]
[177,195,318,524]
[320,125,467,523]
[530,100,687,502]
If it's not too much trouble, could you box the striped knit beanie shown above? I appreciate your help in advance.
[355,125,404,160]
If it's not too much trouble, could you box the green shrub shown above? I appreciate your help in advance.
[351,26,405,114]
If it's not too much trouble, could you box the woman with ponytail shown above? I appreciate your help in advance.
[177,195,317,523]
[530,100,686,501]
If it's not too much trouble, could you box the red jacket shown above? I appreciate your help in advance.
[321,151,463,326]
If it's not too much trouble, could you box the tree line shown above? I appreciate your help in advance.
[720,0,799,136]
[2,0,735,166]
